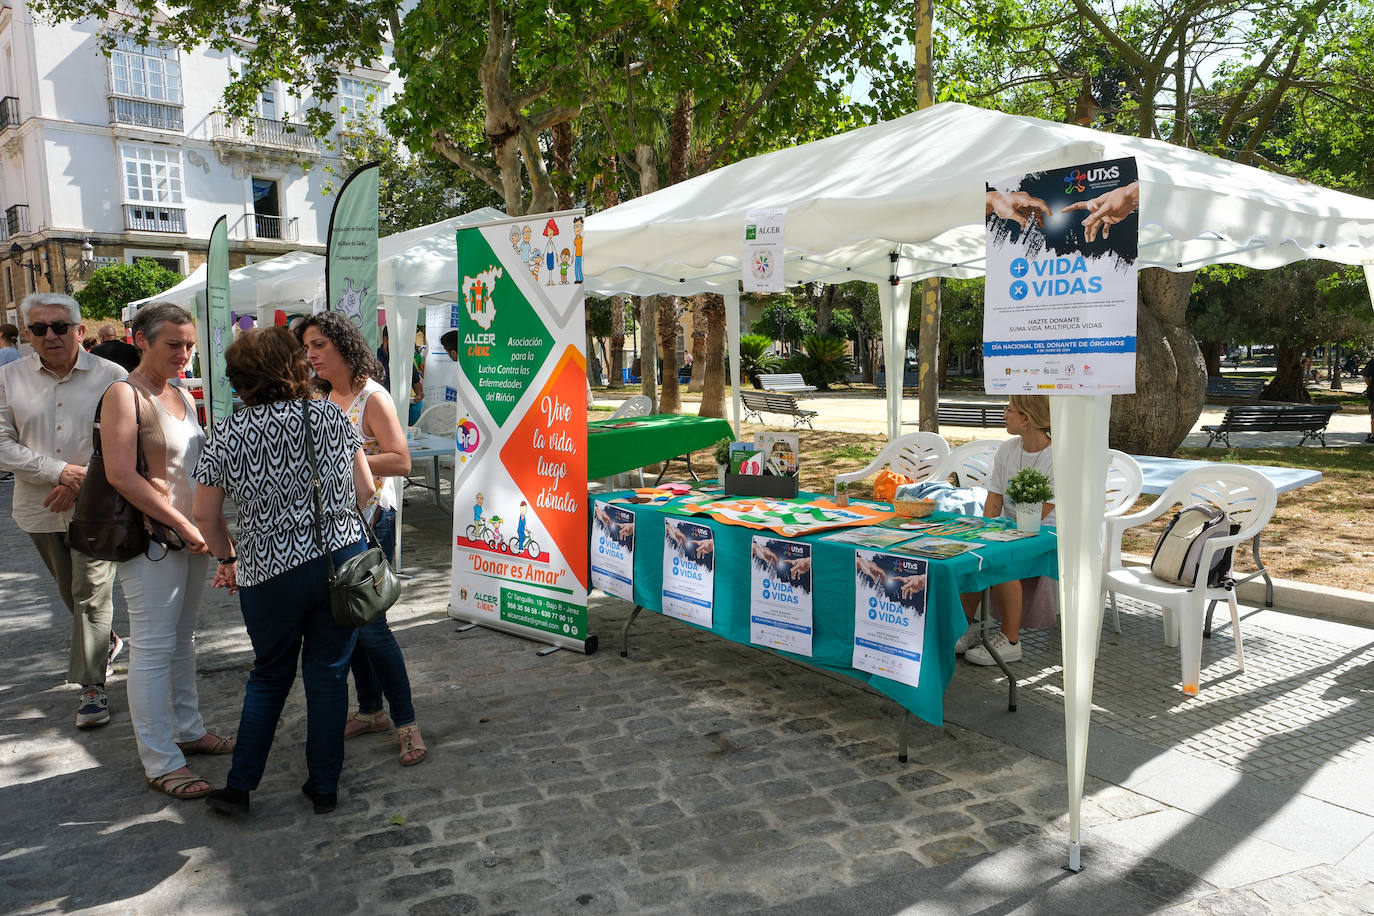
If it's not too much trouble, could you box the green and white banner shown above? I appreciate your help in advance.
[448,210,592,653]
[204,214,232,429]
[326,162,380,351]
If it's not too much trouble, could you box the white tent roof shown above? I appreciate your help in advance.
[582,102,1374,296]
[126,251,325,314]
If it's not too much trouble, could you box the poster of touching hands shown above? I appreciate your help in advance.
[984,157,1139,395]
[662,518,715,628]
[748,536,814,657]
[852,550,929,687]
[590,500,635,601]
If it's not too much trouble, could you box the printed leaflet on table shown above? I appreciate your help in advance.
[852,550,929,688]
[663,494,894,537]
[662,518,715,628]
[892,537,982,559]
[590,500,635,601]
[749,536,813,657]
[821,527,917,549]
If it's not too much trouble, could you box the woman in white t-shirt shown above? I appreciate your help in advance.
[297,312,426,768]
[956,394,1053,666]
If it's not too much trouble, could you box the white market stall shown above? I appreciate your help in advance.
[580,100,1374,871]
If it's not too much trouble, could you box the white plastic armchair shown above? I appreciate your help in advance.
[607,394,652,420]
[833,432,949,498]
[1101,465,1277,697]
[1104,450,1143,517]
[926,439,1001,489]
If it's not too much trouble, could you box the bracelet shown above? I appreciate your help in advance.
[217,555,236,566]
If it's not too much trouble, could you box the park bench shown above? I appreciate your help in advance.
[936,402,1006,428]
[1201,403,1341,447]
[757,372,817,395]
[740,389,818,429]
[1206,376,1267,400]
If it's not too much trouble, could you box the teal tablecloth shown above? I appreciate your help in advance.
[609,495,1059,726]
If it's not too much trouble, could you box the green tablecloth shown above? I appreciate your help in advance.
[605,494,1059,727]
[587,414,734,479]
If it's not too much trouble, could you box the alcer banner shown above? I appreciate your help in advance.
[984,157,1139,395]
[448,211,591,653]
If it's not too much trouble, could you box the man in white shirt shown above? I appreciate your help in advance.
[0,293,127,727]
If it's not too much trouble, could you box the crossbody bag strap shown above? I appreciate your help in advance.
[91,379,147,476]
[300,399,338,582]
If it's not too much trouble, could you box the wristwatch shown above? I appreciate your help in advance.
[217,555,237,566]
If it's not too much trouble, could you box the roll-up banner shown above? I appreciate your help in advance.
[448,210,592,653]
[204,214,232,430]
[983,157,1139,394]
[325,162,381,352]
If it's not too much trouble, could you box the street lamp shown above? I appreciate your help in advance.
[80,238,94,271]
[10,241,47,287]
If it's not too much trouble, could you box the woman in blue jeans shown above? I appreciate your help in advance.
[297,312,426,766]
[193,327,377,815]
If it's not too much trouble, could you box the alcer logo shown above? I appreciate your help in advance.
[1064,165,1121,194]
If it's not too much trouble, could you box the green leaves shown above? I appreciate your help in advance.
[74,259,182,321]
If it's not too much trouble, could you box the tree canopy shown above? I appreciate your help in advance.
[74,259,183,320]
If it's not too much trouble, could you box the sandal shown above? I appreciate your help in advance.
[344,709,393,739]
[177,733,236,755]
[397,724,427,767]
[148,769,212,799]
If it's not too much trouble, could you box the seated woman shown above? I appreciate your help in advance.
[955,394,1054,665]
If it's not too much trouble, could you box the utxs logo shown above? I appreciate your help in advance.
[1063,165,1121,194]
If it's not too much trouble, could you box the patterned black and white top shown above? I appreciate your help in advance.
[193,399,364,587]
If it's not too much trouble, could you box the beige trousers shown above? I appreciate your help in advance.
[29,532,117,687]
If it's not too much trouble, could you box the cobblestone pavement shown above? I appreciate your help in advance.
[3,480,1374,914]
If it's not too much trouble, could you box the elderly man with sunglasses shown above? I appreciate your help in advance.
[0,293,127,727]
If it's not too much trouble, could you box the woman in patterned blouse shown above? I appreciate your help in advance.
[192,327,375,817]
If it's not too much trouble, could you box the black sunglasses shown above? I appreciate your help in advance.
[27,321,75,337]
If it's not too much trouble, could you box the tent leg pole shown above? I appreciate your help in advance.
[1065,840,1083,873]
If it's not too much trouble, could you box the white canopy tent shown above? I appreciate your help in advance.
[580,101,1374,872]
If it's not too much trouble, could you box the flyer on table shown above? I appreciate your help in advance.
[449,211,590,649]
[852,550,929,688]
[590,500,635,602]
[748,536,813,657]
[662,517,715,628]
[984,156,1139,395]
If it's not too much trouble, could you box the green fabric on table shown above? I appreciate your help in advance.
[604,494,1058,727]
[587,414,734,479]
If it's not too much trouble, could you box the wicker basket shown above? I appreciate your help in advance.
[892,498,936,518]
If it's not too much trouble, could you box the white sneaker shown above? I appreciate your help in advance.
[953,623,981,655]
[965,631,1021,666]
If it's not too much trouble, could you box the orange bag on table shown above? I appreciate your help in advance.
[872,469,912,502]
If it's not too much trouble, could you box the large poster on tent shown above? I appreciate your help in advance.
[326,162,380,351]
[204,215,232,428]
[984,157,1138,394]
[448,210,590,652]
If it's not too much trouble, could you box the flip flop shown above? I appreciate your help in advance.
[148,771,212,799]
[177,733,236,755]
[397,724,427,767]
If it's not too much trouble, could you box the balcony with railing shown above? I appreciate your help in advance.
[109,95,183,132]
[251,213,299,242]
[210,113,322,155]
[124,204,186,233]
[5,204,29,237]
[0,97,19,132]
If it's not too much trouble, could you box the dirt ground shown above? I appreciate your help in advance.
[785,427,1374,593]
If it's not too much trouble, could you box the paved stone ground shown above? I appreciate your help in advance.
[4,480,1374,914]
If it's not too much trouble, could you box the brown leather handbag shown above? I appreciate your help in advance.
[67,381,151,562]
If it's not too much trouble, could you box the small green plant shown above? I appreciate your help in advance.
[784,334,854,391]
[713,437,732,466]
[835,480,849,493]
[739,334,783,387]
[1005,468,1053,504]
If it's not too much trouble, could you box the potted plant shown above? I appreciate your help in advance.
[713,438,732,482]
[834,480,850,507]
[1004,468,1053,533]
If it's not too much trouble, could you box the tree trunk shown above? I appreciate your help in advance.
[689,297,707,392]
[816,283,836,335]
[659,297,681,413]
[640,294,659,412]
[699,294,727,418]
[1108,268,1204,456]
[552,123,574,210]
[917,279,941,430]
[1262,344,1312,402]
[1200,340,1224,377]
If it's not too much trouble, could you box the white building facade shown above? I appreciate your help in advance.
[0,3,397,325]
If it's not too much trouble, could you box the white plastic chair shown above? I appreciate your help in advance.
[834,431,949,498]
[406,402,459,506]
[607,394,652,420]
[926,438,1001,489]
[1101,449,1145,634]
[1102,465,1277,697]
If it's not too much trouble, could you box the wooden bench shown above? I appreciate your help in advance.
[757,372,816,395]
[1201,404,1341,447]
[936,402,1006,428]
[740,389,817,429]
[1206,376,1267,399]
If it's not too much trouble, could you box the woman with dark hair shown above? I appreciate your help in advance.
[192,327,375,815]
[102,302,233,799]
[296,312,425,766]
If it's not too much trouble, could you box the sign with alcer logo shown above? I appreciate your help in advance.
[742,207,786,293]
[984,157,1139,395]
